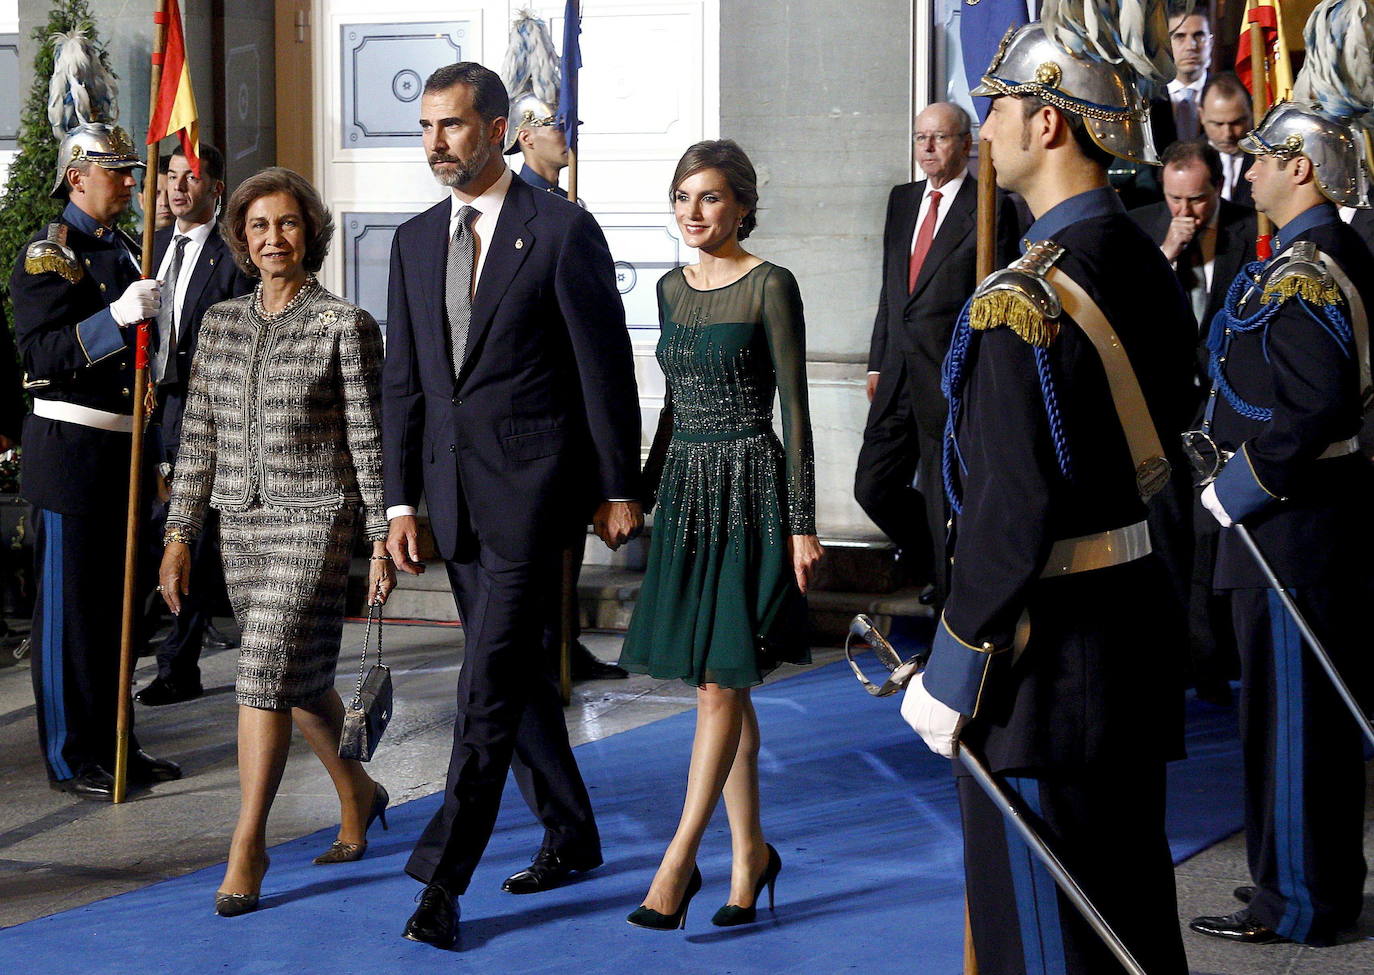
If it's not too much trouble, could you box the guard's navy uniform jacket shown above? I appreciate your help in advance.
[928,187,1193,975]
[1205,201,1374,945]
[11,201,146,784]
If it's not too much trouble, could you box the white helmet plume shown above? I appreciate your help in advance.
[46,28,120,139]
[1293,0,1374,131]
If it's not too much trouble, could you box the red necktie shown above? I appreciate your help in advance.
[908,190,942,293]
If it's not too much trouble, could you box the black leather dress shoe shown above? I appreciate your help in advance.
[502,849,603,894]
[50,764,115,801]
[402,884,459,949]
[203,622,238,650]
[570,642,628,681]
[1189,910,1289,944]
[127,750,183,784]
[135,676,204,706]
[1234,884,1256,904]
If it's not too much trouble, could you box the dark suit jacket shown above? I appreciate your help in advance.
[382,175,641,562]
[867,176,1021,434]
[1129,198,1257,384]
[1349,208,1374,258]
[0,309,22,444]
[152,224,254,463]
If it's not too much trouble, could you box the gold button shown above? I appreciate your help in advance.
[122,387,131,396]
[99,283,107,291]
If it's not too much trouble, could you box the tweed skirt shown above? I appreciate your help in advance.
[219,505,357,710]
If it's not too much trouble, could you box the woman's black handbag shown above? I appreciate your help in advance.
[339,596,391,762]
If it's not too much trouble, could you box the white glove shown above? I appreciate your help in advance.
[109,279,161,326]
[1200,482,1233,528]
[900,671,967,759]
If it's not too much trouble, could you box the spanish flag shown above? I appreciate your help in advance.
[146,0,199,176]
[1235,0,1296,106]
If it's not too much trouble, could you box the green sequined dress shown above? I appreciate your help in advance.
[619,262,816,688]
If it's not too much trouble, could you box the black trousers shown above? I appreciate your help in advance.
[854,358,942,593]
[30,507,140,781]
[958,764,1186,975]
[1229,587,1367,944]
[147,502,223,685]
[406,544,599,894]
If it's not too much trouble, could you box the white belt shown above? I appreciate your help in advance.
[1318,437,1359,460]
[1041,520,1152,579]
[32,398,133,433]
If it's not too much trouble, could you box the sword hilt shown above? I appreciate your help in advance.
[845,614,931,697]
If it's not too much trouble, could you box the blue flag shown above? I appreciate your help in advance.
[960,0,1030,122]
[559,0,582,153]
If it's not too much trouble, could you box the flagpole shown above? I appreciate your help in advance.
[1248,6,1273,258]
[113,0,167,804]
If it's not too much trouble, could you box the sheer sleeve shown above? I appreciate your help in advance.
[761,265,816,534]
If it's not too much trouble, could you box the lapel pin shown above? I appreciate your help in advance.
[515,238,524,250]
[209,258,216,267]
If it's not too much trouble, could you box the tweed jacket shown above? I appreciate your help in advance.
[165,279,387,540]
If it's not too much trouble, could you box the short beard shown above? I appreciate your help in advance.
[430,140,493,189]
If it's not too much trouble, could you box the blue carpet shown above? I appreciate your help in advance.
[0,661,1241,974]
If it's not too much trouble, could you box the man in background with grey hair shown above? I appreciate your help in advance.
[856,101,1019,605]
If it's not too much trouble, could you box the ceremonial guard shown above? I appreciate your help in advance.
[1189,0,1374,946]
[902,6,1196,973]
[11,121,180,799]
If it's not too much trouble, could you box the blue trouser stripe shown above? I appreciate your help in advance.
[1270,589,1314,941]
[41,510,72,780]
[1004,776,1068,975]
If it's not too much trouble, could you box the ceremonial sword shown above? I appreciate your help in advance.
[845,615,1149,975]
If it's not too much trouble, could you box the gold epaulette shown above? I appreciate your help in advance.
[1262,240,1342,307]
[967,240,1066,348]
[23,224,81,284]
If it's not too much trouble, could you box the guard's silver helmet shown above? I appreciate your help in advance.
[1239,100,1371,209]
[51,122,140,199]
[970,23,1159,166]
[503,92,560,155]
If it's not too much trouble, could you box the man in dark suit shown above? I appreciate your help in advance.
[855,101,1019,602]
[1200,73,1254,207]
[1129,140,1257,374]
[12,123,180,800]
[383,63,642,949]
[135,143,253,707]
[1130,139,1256,704]
[0,309,22,451]
[1345,206,1374,256]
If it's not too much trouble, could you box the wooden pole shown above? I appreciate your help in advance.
[566,147,578,205]
[960,135,1000,975]
[113,0,167,804]
[1248,10,1273,257]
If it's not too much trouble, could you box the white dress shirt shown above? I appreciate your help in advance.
[155,219,214,337]
[1218,150,1245,202]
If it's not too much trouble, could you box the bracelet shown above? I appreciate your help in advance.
[163,525,195,546]
[369,554,392,561]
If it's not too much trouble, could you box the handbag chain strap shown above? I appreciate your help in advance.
[352,584,385,702]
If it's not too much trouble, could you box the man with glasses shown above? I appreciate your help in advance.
[1167,1,1213,141]
[856,101,1018,604]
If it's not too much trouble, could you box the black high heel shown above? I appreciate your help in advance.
[626,866,703,931]
[314,782,390,864]
[711,844,782,927]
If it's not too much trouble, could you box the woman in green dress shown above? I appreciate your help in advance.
[620,140,823,930]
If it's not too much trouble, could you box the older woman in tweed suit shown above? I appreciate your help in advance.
[159,168,395,916]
